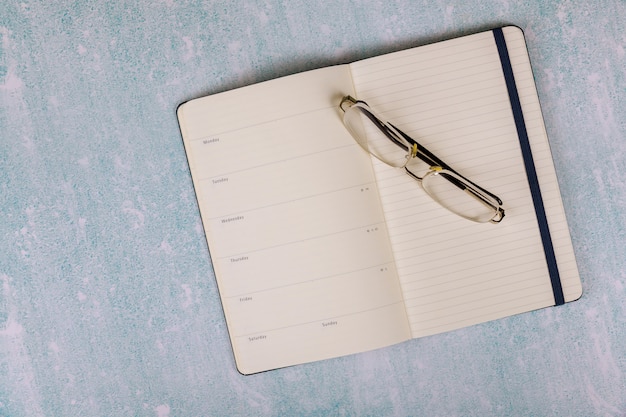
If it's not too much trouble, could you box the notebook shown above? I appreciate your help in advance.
[176,26,582,375]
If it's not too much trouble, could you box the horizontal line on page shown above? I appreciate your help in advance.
[188,104,336,141]
[216,221,387,260]
[233,301,406,338]
[223,262,395,299]
[407,284,551,323]
[198,143,356,180]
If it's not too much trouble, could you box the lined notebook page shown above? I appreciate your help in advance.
[349,28,573,338]
[502,27,582,302]
[177,66,411,374]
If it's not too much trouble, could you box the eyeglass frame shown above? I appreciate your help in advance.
[339,95,505,224]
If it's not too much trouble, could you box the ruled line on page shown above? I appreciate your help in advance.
[233,301,407,338]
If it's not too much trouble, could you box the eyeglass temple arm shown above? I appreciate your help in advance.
[352,102,458,172]
[356,106,410,150]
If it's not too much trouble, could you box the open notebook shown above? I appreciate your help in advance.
[177,26,582,375]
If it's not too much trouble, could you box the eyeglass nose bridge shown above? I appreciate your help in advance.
[404,163,442,182]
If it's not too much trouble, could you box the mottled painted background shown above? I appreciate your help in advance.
[1,0,625,416]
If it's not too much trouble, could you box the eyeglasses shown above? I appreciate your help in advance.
[339,96,505,223]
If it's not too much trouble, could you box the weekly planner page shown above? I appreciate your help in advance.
[177,66,412,374]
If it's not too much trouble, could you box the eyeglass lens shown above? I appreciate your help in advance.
[412,165,500,223]
[343,103,411,167]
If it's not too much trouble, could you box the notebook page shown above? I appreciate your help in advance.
[502,26,582,302]
[349,29,563,338]
[177,66,411,374]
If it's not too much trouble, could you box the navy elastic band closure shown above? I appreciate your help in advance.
[493,27,565,306]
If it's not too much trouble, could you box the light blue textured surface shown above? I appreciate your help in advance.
[1,1,625,416]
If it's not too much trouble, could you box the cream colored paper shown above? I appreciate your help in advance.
[178,66,411,375]
[349,26,580,338]
[177,27,581,374]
